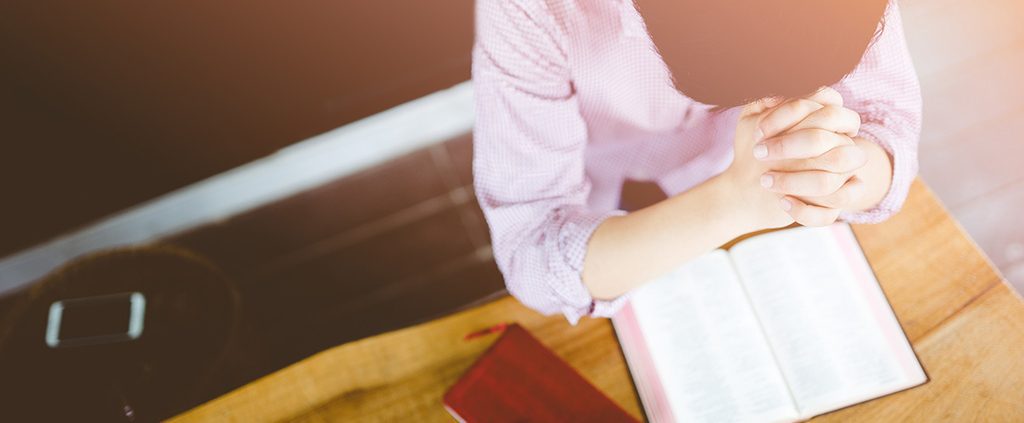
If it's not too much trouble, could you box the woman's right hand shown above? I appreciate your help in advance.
[722,98,799,231]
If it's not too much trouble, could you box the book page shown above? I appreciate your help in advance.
[729,224,926,418]
[614,250,799,423]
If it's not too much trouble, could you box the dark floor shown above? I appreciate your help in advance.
[0,134,508,416]
[163,134,506,380]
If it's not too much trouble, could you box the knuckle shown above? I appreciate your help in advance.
[756,118,772,135]
[820,86,843,106]
[773,173,790,191]
[772,138,787,158]
[807,130,830,153]
[783,175,802,194]
[819,105,840,122]
[800,99,823,114]
[822,148,857,172]
[815,175,834,194]
[812,173,842,195]
[818,151,843,172]
[850,109,862,127]
[759,116,780,136]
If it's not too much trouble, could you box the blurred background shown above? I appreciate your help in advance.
[0,0,1021,418]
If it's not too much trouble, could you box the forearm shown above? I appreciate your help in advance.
[847,136,893,212]
[581,174,757,300]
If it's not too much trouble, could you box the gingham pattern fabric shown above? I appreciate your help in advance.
[472,0,921,323]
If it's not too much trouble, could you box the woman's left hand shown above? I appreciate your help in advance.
[749,87,893,226]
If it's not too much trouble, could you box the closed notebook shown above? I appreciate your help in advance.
[443,324,637,423]
[613,223,927,423]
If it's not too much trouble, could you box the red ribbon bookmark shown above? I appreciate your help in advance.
[463,322,511,341]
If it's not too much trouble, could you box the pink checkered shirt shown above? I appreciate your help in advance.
[472,0,921,323]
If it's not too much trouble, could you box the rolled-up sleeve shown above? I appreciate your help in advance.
[472,0,626,324]
[834,2,923,224]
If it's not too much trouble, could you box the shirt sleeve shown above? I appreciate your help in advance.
[833,2,923,224]
[472,0,628,324]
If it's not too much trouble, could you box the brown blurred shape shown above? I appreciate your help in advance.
[0,0,474,258]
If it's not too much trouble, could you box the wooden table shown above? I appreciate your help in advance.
[172,180,1024,422]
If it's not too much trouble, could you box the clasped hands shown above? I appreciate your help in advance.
[726,87,888,229]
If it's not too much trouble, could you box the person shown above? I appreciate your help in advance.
[471,0,920,322]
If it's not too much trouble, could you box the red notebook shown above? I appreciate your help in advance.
[443,324,637,423]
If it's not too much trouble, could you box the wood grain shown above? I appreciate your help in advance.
[170,179,1024,422]
[816,284,1024,422]
[851,181,1005,342]
[171,294,641,422]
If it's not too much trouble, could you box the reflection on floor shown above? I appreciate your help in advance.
[167,134,504,373]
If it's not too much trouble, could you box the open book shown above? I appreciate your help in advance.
[613,224,927,423]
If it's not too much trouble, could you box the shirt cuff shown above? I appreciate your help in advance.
[549,207,629,324]
[838,122,917,224]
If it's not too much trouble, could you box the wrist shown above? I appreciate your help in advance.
[706,172,769,236]
[849,136,893,211]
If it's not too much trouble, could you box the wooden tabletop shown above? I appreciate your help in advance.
[171,179,1024,422]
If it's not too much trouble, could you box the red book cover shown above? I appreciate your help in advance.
[443,324,638,423]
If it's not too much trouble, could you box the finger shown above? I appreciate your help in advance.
[780,195,842,227]
[771,144,869,173]
[757,99,824,140]
[806,86,844,108]
[757,87,844,139]
[761,170,850,197]
[754,128,855,161]
[800,176,865,209]
[810,144,867,173]
[787,105,861,137]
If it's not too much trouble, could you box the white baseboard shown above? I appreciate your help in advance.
[0,81,475,295]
